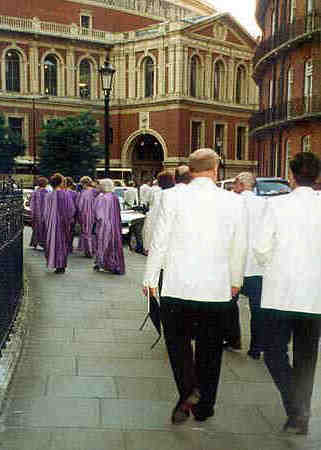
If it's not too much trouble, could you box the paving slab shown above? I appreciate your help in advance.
[4,228,321,449]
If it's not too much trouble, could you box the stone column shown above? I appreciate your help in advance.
[168,44,175,94]
[183,46,189,96]
[29,44,39,94]
[118,53,126,100]
[205,53,212,99]
[228,57,235,102]
[66,48,75,97]
[128,49,136,99]
[175,44,184,96]
[158,45,165,96]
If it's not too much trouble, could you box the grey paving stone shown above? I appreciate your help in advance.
[74,328,115,343]
[124,430,205,450]
[224,352,272,382]
[216,381,281,405]
[78,358,172,378]
[0,429,51,450]
[100,399,174,429]
[8,376,47,398]
[14,356,76,377]
[47,375,117,398]
[27,327,74,341]
[6,397,99,427]
[48,429,125,450]
[115,377,175,401]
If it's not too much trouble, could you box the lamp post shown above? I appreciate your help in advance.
[99,57,116,177]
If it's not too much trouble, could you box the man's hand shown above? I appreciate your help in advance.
[231,286,240,298]
[143,286,157,297]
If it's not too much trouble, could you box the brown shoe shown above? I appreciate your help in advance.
[283,416,309,435]
[171,400,191,425]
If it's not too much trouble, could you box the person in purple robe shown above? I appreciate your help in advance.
[93,179,125,275]
[76,176,98,258]
[30,177,49,249]
[65,176,78,253]
[44,173,76,274]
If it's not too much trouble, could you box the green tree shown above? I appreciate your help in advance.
[38,112,103,179]
[0,114,26,173]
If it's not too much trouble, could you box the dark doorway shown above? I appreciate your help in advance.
[131,133,164,184]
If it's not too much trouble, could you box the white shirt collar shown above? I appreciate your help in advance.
[241,190,255,197]
[191,177,216,187]
[293,186,314,195]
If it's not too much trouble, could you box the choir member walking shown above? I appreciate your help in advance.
[44,173,76,274]
[77,176,98,258]
[93,179,125,274]
[29,177,49,249]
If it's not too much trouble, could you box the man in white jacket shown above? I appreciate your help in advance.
[234,172,266,360]
[254,152,321,435]
[143,149,247,424]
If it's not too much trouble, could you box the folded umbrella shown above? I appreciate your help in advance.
[140,290,162,349]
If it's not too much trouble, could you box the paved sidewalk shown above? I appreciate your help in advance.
[1,228,321,449]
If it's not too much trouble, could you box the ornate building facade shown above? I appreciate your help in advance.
[251,0,321,178]
[0,0,258,183]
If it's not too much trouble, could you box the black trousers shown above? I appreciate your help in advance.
[160,297,231,409]
[243,276,263,352]
[263,309,321,418]
[224,294,241,346]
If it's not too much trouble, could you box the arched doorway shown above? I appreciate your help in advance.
[131,133,164,184]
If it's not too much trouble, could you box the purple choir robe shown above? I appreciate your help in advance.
[94,192,125,275]
[30,187,49,248]
[44,189,76,269]
[66,189,79,253]
[77,188,98,257]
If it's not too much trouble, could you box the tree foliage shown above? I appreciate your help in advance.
[38,112,103,179]
[0,113,26,173]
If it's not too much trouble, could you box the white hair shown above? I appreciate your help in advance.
[100,178,114,193]
[235,172,256,188]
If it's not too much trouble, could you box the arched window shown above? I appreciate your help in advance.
[235,65,247,104]
[79,59,91,98]
[44,55,58,96]
[190,55,198,97]
[144,57,154,98]
[213,60,225,101]
[5,50,21,92]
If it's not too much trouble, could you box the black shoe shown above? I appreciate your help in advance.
[283,416,309,435]
[171,400,190,425]
[54,268,65,274]
[223,339,242,351]
[191,404,214,422]
[93,265,100,272]
[247,350,261,360]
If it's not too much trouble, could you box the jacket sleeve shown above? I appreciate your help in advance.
[253,200,276,266]
[143,190,176,288]
[229,198,248,288]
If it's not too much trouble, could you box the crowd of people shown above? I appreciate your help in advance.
[29,174,125,275]
[143,148,321,436]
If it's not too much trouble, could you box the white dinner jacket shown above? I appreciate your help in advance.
[254,187,321,314]
[143,177,247,302]
[241,190,266,277]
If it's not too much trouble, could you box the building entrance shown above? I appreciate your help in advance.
[131,133,164,184]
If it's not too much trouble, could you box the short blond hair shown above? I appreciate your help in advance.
[235,172,256,188]
[79,176,93,187]
[188,148,219,173]
[100,178,114,193]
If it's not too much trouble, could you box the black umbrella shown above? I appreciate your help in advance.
[140,292,162,349]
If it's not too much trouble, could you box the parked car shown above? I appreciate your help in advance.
[217,177,291,196]
[23,189,33,225]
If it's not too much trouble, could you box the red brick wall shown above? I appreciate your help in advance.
[1,0,160,32]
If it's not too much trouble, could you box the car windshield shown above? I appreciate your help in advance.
[256,180,291,196]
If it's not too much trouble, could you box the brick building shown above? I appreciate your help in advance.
[251,0,321,178]
[0,0,258,184]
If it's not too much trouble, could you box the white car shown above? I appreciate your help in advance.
[113,187,145,237]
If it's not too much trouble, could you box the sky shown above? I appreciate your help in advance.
[209,0,261,38]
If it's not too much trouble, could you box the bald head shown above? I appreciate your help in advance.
[175,165,191,184]
[189,149,219,179]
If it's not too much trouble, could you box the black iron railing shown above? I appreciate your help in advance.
[250,95,321,131]
[0,179,23,352]
[254,12,321,66]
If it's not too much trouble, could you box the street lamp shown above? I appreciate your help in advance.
[99,57,116,177]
